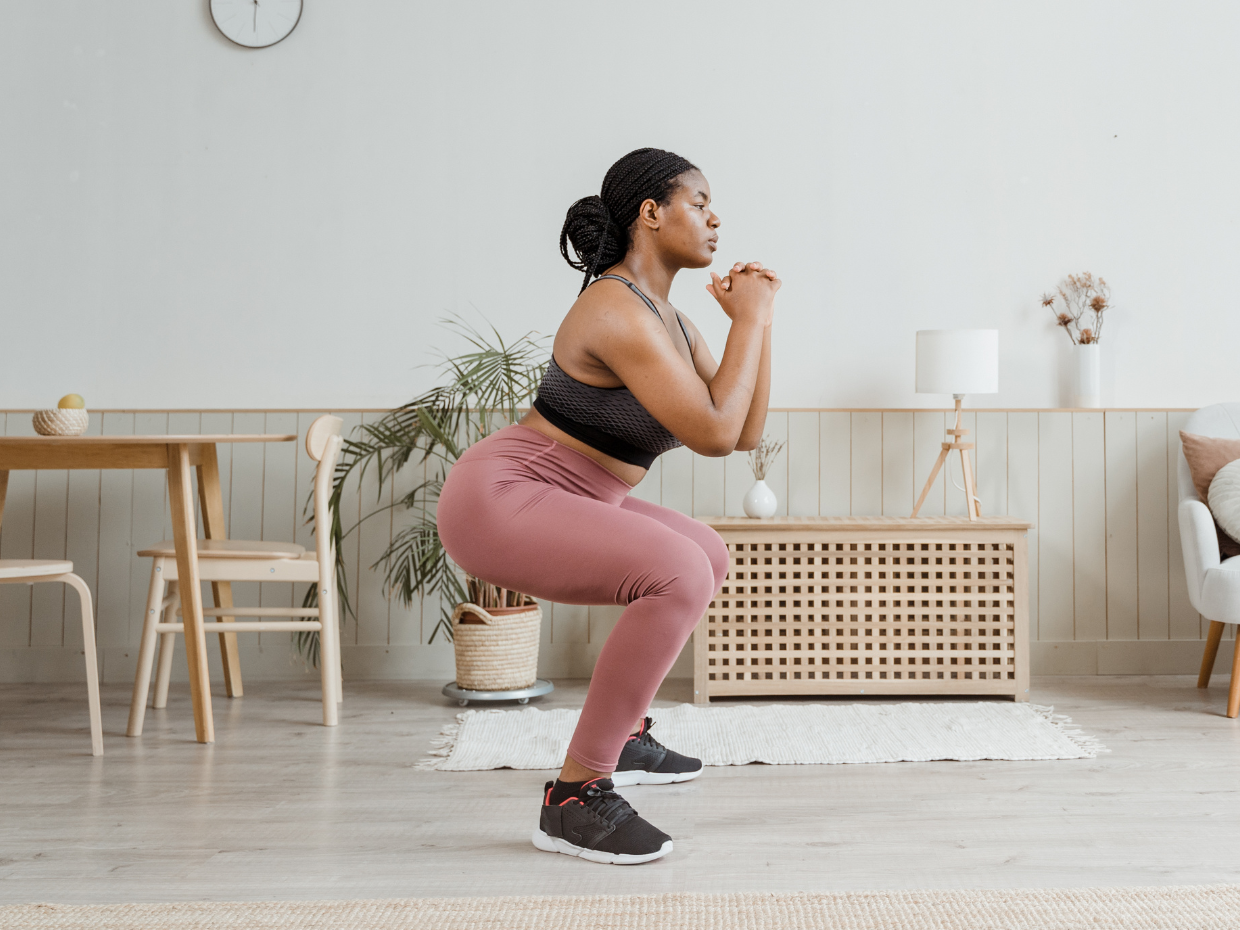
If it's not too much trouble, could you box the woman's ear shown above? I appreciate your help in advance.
[636,197,660,231]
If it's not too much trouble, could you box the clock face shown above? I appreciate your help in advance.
[211,0,303,49]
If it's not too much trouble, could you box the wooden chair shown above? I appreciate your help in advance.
[0,561,102,755]
[127,415,344,734]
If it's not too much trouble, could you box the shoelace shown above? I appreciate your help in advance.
[580,782,639,827]
[629,717,666,753]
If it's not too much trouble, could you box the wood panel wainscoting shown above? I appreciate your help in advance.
[0,408,1222,686]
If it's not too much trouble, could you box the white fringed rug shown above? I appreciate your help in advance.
[418,702,1103,771]
[7,887,1239,930]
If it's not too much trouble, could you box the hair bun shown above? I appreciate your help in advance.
[560,195,627,291]
[560,148,698,292]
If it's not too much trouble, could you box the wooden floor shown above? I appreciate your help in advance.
[1,675,1239,903]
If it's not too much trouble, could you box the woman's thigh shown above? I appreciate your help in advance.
[438,468,714,607]
[618,496,729,589]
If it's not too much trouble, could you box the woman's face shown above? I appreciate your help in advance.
[642,170,720,269]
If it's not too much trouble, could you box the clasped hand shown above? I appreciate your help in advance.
[706,261,781,327]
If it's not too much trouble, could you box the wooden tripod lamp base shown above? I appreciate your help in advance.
[911,395,981,521]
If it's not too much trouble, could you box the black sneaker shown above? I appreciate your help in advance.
[612,716,704,787]
[532,777,673,864]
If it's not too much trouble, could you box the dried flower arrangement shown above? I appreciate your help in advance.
[748,435,786,481]
[1042,272,1113,345]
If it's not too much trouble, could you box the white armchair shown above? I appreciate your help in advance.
[1178,403,1240,717]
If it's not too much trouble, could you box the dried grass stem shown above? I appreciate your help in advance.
[748,436,786,481]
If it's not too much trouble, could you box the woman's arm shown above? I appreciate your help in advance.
[585,268,777,457]
[680,282,773,452]
[733,323,771,451]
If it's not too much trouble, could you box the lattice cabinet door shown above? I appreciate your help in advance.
[691,516,1032,704]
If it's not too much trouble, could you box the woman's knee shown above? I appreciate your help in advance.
[627,539,717,613]
[704,530,729,591]
[666,546,720,621]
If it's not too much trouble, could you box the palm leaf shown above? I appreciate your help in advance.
[294,315,550,664]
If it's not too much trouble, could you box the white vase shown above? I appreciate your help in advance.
[743,479,778,518]
[1074,344,1101,408]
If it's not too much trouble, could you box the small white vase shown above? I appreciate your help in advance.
[743,479,778,518]
[1074,344,1101,408]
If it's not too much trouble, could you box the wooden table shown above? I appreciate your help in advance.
[692,515,1033,703]
[0,434,297,743]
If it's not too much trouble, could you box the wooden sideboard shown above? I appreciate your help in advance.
[692,516,1033,704]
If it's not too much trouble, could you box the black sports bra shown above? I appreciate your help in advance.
[532,275,689,469]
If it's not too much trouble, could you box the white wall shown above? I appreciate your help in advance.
[2,2,1237,410]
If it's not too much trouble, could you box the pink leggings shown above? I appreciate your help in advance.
[436,424,728,772]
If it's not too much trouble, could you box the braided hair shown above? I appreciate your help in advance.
[560,148,699,292]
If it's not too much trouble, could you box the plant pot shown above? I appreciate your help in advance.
[743,479,778,518]
[451,601,542,691]
[1074,344,1101,408]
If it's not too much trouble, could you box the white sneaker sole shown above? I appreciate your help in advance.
[531,829,672,865]
[609,766,704,787]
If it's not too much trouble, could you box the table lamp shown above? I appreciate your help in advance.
[911,329,999,521]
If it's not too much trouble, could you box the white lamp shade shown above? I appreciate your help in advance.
[915,329,999,395]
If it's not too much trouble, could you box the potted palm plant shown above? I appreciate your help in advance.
[301,316,552,700]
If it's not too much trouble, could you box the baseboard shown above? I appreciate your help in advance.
[0,646,95,683]
[1031,639,1235,676]
[535,641,694,682]
[0,639,1227,684]
[0,638,691,685]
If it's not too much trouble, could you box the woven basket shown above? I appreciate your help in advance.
[451,600,542,691]
[32,408,89,436]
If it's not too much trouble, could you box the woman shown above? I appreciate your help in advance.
[436,148,779,865]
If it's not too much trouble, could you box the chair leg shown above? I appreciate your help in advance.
[62,573,103,756]
[321,576,343,705]
[153,583,179,710]
[319,617,338,728]
[128,561,165,737]
[317,579,339,725]
[1228,630,1240,719]
[331,583,343,704]
[335,620,344,705]
[1199,620,1225,688]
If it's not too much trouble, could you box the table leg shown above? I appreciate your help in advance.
[0,470,8,533]
[197,448,243,698]
[167,443,214,743]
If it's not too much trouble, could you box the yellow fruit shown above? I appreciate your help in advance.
[58,394,86,409]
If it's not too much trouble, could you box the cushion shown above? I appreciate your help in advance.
[1180,431,1240,500]
[1208,460,1240,556]
[1181,431,1240,557]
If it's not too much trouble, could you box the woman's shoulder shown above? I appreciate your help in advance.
[575,275,647,307]
[571,278,663,332]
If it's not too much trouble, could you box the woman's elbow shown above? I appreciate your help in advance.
[702,429,749,457]
[684,431,738,458]
[688,440,735,458]
[681,417,747,457]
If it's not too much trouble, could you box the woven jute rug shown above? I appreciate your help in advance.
[7,886,1239,930]
[418,701,1104,771]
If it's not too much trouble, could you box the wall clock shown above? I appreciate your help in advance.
[210,0,303,49]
